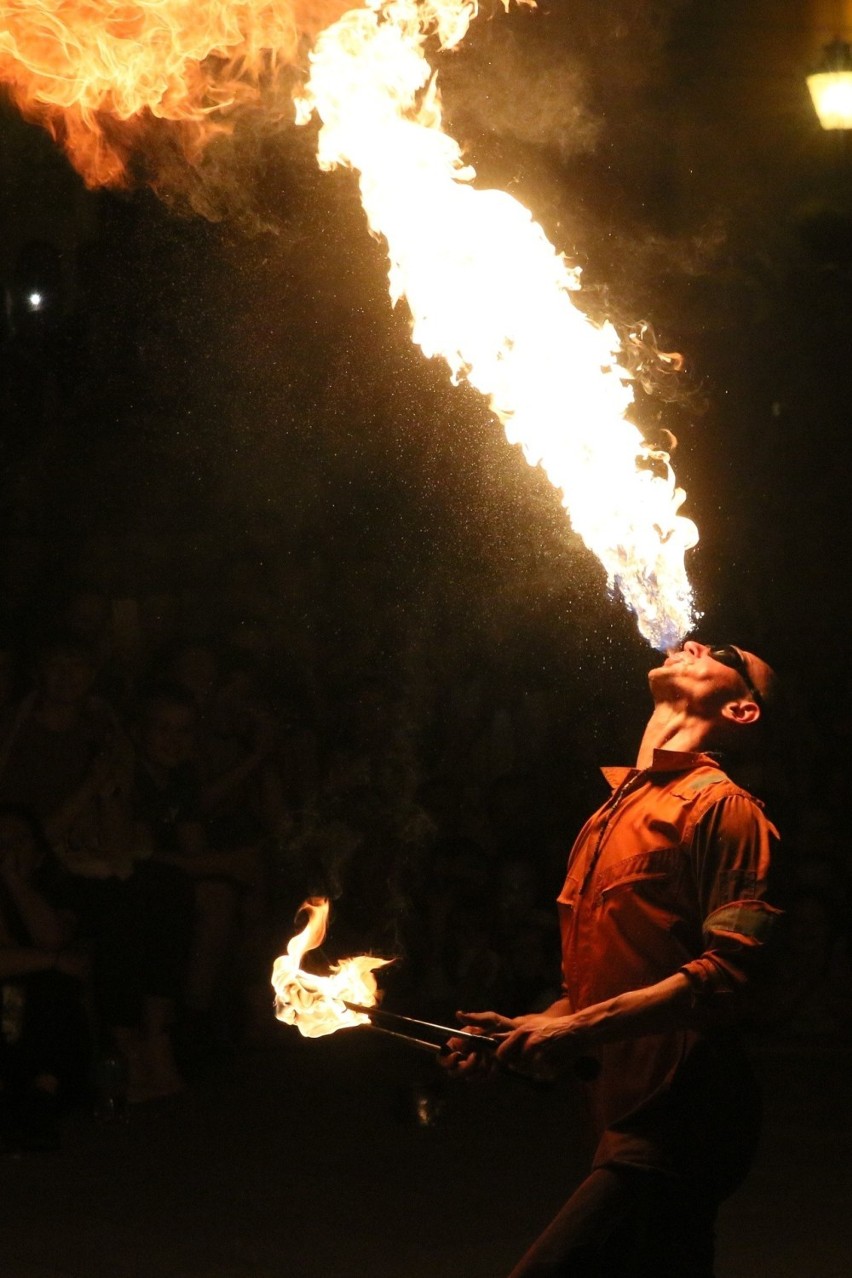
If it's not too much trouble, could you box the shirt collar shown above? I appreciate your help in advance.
[601,748,723,791]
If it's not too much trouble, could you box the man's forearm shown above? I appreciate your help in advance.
[497,975,695,1077]
[568,972,692,1047]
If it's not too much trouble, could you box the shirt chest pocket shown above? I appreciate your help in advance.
[594,848,682,905]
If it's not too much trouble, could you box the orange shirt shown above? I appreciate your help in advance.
[558,749,780,1176]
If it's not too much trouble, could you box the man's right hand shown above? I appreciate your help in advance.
[440,1008,575,1081]
[438,1009,517,1079]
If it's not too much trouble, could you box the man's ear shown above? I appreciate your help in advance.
[721,698,761,727]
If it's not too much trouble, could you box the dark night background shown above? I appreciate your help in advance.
[1,1,851,1275]
[3,1,851,704]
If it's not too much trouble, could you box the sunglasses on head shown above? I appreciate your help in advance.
[708,645,763,707]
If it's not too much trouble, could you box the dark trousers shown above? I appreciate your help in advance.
[507,1166,719,1278]
[66,863,192,1029]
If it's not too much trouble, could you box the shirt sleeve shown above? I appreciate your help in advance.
[679,794,782,1015]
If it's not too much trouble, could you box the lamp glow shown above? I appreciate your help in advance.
[807,39,852,130]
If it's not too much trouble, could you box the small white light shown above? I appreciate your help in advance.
[27,291,43,311]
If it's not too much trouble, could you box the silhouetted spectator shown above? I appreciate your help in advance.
[0,805,90,1150]
[166,643,293,1023]
[0,631,133,878]
[132,681,260,1073]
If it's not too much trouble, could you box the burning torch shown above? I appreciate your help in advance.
[271,897,599,1080]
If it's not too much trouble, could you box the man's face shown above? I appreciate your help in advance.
[648,640,760,720]
[38,647,96,707]
[142,701,196,770]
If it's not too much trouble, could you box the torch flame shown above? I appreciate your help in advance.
[271,897,391,1038]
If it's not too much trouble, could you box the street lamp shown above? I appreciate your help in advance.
[807,38,852,129]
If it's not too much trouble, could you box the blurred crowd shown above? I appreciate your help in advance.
[0,589,850,1153]
[0,600,574,1150]
[2,236,851,1154]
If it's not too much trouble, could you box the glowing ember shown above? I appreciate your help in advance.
[296,0,698,650]
[271,897,391,1038]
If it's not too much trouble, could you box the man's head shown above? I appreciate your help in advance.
[138,682,198,771]
[648,640,777,754]
[36,633,97,708]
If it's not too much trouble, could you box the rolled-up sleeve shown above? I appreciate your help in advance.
[679,794,782,1014]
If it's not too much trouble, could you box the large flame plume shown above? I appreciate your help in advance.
[297,0,698,649]
[1,0,699,647]
[0,0,355,187]
[272,897,390,1038]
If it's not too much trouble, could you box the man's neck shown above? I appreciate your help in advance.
[635,704,713,770]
